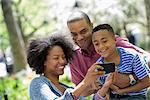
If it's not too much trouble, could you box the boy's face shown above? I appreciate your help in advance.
[92,30,116,58]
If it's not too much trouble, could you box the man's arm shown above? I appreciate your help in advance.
[70,63,84,85]
[116,35,150,67]
[116,35,145,53]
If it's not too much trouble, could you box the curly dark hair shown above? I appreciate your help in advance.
[27,34,74,74]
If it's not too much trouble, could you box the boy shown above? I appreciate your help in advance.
[92,24,150,99]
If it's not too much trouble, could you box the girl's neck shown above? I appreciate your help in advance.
[44,74,66,93]
[44,74,59,85]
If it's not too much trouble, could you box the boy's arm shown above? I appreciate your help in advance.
[112,76,150,95]
[112,72,130,88]
[112,72,138,88]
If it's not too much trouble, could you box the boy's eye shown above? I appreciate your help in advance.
[93,43,98,46]
[102,40,107,43]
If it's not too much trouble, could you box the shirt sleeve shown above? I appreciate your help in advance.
[116,35,145,54]
[93,92,105,100]
[70,63,84,85]
[29,78,85,100]
[30,78,54,100]
[133,54,150,80]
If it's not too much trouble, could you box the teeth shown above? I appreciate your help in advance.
[59,66,64,68]
[101,50,105,52]
[101,50,106,53]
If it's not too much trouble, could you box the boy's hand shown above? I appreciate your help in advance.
[111,84,124,95]
[113,72,130,88]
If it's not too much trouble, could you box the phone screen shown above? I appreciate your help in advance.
[97,62,115,74]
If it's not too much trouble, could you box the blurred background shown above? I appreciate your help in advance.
[0,0,150,99]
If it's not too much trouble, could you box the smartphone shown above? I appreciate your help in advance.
[96,62,115,74]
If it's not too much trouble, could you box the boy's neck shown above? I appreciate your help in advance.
[104,48,120,65]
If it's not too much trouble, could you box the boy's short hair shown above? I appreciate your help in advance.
[93,24,114,34]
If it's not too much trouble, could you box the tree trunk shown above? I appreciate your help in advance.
[144,0,150,50]
[1,0,26,72]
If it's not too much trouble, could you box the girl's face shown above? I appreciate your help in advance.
[44,45,67,76]
[92,30,116,58]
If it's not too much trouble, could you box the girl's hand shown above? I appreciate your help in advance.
[103,73,114,88]
[83,62,105,86]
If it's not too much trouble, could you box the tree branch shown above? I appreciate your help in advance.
[27,21,48,38]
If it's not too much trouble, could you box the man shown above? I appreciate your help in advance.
[67,10,150,94]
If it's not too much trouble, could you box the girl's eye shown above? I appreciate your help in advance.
[62,56,66,60]
[53,57,59,60]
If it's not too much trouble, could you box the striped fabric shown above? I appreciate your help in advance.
[97,47,150,96]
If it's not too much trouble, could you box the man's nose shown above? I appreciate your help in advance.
[77,34,84,40]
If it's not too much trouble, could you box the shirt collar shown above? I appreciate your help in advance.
[81,44,97,57]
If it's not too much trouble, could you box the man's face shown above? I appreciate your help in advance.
[67,18,93,50]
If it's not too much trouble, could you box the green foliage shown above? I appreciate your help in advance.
[12,0,55,37]
[0,77,29,100]
[0,0,56,50]
[60,73,75,87]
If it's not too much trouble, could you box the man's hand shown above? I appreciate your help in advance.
[113,72,130,88]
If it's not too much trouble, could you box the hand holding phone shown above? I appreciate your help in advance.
[96,62,115,74]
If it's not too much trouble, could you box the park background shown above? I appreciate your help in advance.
[0,0,150,99]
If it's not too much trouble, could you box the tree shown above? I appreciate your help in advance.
[1,0,52,72]
[12,0,50,44]
[1,0,26,72]
[144,0,150,49]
